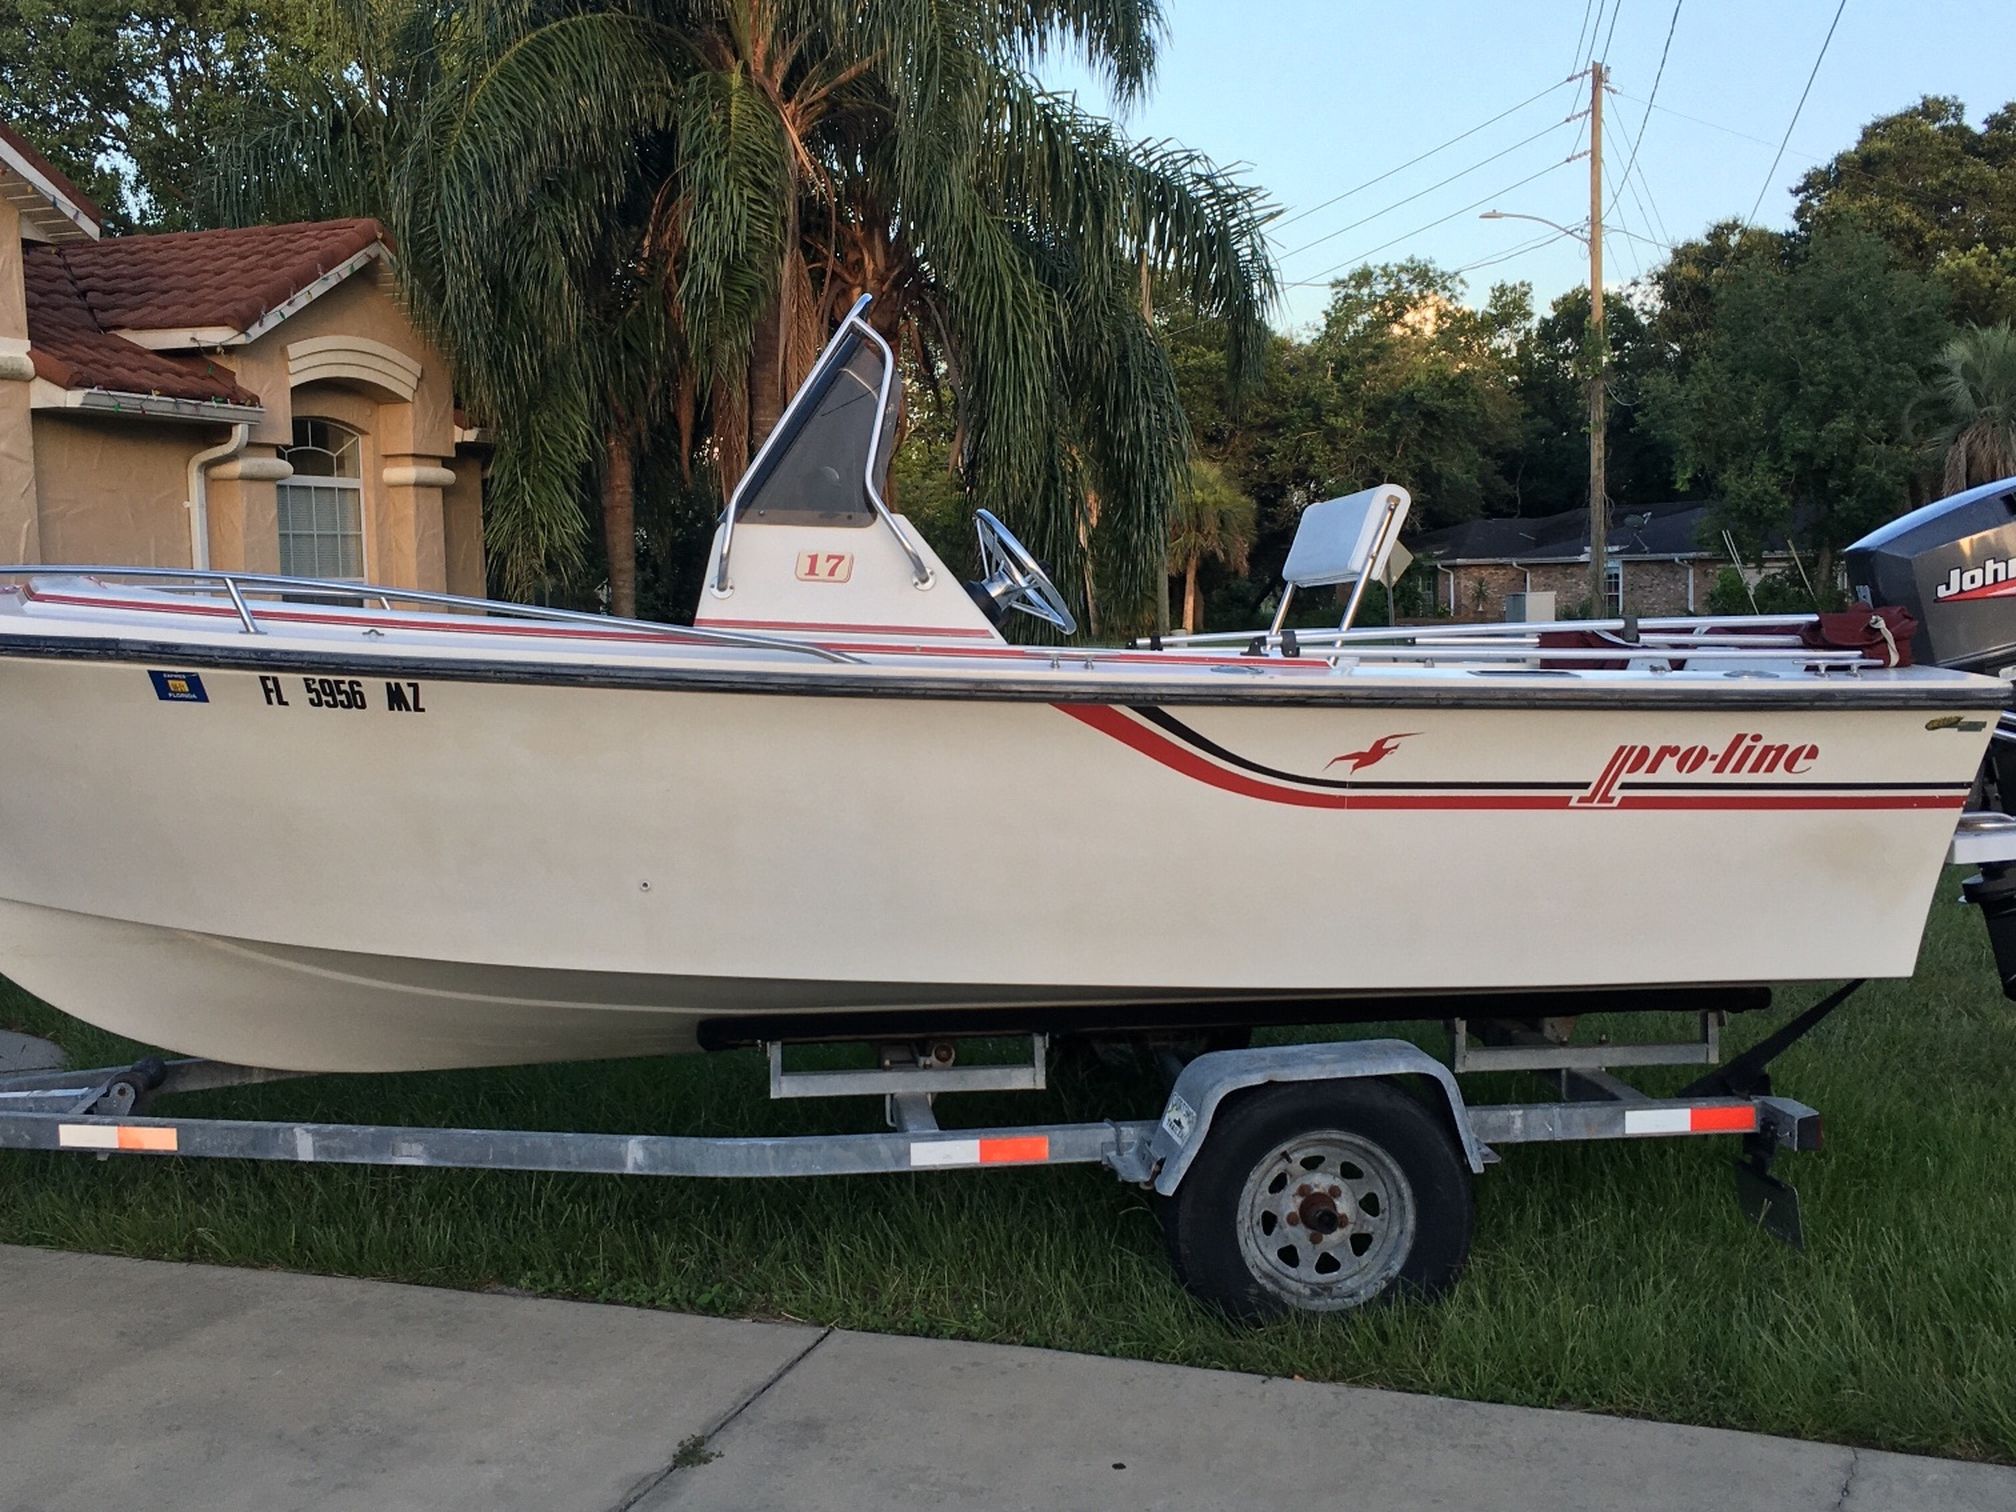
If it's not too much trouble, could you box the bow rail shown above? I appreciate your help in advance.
[0,566,863,664]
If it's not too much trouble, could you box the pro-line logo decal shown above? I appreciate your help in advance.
[1574,733,1819,807]
[1936,558,2016,602]
[1057,704,1967,813]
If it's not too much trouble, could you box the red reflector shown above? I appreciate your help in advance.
[977,1136,1049,1164]
[1690,1105,1757,1133]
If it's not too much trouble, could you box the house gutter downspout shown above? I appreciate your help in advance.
[186,423,249,571]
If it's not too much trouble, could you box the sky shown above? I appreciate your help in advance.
[1045,0,2016,332]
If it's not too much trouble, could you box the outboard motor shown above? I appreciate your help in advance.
[1845,477,2016,674]
[1846,478,2016,994]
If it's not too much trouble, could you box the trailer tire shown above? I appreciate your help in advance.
[1158,1079,1473,1319]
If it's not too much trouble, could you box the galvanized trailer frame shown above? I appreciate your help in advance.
[0,986,1845,1288]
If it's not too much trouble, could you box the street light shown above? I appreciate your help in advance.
[1478,209,1589,244]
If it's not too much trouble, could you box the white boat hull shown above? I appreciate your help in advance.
[0,642,1994,1070]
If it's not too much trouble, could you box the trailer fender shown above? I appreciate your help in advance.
[1142,1039,1484,1195]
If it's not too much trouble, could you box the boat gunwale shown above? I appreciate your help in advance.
[1,630,2008,711]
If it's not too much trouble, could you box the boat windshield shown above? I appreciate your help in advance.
[733,332,897,528]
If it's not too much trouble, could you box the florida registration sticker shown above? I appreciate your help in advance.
[147,669,209,703]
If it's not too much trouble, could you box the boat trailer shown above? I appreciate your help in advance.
[0,986,1854,1318]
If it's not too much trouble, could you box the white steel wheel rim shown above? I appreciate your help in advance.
[1235,1131,1417,1310]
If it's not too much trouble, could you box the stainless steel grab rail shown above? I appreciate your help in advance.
[0,566,863,664]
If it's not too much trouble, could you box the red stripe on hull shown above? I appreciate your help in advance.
[1056,702,1965,812]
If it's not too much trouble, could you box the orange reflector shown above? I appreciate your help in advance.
[118,1126,179,1151]
[977,1135,1049,1164]
[1690,1105,1757,1134]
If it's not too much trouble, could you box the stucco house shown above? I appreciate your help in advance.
[1412,498,1796,620]
[1,119,485,592]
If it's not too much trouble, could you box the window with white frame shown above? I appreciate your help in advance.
[277,418,365,579]
[1603,557,1624,615]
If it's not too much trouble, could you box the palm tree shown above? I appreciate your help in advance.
[1167,457,1254,632]
[1925,323,2016,496]
[215,0,1275,624]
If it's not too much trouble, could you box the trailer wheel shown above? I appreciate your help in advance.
[1159,1080,1473,1319]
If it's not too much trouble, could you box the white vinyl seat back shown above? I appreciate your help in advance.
[1282,486,1411,589]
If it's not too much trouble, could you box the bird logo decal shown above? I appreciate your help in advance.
[1326,732,1421,773]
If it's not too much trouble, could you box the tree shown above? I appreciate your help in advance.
[1154,260,1536,626]
[1652,225,1951,582]
[1922,323,2016,495]
[1302,260,1530,532]
[1646,219,1788,375]
[1167,457,1254,631]
[0,0,344,230]
[218,0,1274,625]
[1511,284,1681,516]
[1793,97,2016,325]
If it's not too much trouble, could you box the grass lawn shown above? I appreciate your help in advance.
[3,879,2013,1463]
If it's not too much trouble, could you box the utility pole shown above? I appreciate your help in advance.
[1586,61,1609,618]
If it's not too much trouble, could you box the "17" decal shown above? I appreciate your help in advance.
[795,551,853,583]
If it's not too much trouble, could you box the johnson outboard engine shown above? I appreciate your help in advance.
[1845,476,2016,674]
[1846,477,2016,993]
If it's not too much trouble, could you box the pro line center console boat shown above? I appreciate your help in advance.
[0,296,2007,1074]
[5,294,2016,1318]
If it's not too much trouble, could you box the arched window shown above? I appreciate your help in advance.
[277,418,365,579]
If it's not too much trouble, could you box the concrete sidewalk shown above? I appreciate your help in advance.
[2,1246,2009,1512]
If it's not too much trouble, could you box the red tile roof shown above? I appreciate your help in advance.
[56,218,385,334]
[20,218,390,407]
[24,245,260,405]
[0,119,104,233]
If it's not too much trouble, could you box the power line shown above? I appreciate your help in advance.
[1747,0,1849,224]
[1267,77,1570,239]
[1601,160,1647,280]
[1570,0,1599,70]
[1605,106,1674,247]
[1608,0,1682,221]
[1611,89,1821,161]
[1284,154,1585,287]
[1583,0,1610,67]
[1599,0,1627,62]
[1278,115,1576,260]
[1456,227,1578,277]
[1612,86,1990,226]
[1629,158,1674,248]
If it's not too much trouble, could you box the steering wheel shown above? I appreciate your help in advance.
[972,509,1078,635]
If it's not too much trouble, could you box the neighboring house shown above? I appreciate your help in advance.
[1,119,485,592]
[1412,498,1795,620]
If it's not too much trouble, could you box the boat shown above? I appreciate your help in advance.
[0,296,2008,1073]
